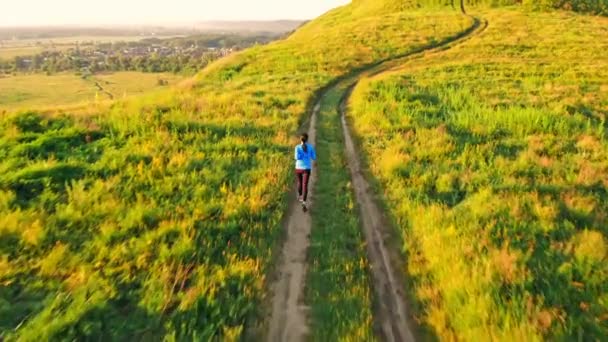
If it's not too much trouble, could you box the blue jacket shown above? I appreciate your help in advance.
[295,143,316,170]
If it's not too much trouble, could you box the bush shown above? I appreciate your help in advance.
[523,0,608,15]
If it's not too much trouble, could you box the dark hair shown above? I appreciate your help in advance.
[300,133,308,152]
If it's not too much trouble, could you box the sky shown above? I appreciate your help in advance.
[0,0,352,27]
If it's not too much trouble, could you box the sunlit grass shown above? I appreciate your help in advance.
[349,8,608,340]
[307,85,376,341]
[0,1,472,339]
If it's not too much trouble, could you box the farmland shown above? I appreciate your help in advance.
[0,72,183,111]
[348,8,608,340]
[0,47,47,60]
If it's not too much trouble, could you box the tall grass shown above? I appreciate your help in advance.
[349,8,608,340]
[0,1,473,339]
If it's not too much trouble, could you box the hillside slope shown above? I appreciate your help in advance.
[349,8,608,340]
[0,1,472,340]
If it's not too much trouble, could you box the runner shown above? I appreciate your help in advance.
[294,133,317,211]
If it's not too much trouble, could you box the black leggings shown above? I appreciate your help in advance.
[295,169,311,201]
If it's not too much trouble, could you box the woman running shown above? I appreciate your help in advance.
[295,133,316,211]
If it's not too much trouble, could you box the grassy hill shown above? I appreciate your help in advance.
[0,1,472,340]
[349,8,608,340]
[1,0,607,340]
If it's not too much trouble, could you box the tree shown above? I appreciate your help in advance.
[14,56,26,70]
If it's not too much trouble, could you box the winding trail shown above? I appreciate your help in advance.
[339,86,414,341]
[267,16,487,342]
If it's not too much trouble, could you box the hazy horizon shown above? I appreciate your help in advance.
[1,0,351,27]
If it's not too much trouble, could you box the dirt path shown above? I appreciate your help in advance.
[339,87,414,341]
[266,16,487,342]
[336,17,487,342]
[94,81,114,100]
[88,76,114,100]
[267,103,319,342]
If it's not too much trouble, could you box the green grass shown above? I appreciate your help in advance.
[306,85,375,340]
[0,72,182,111]
[0,1,472,339]
[4,0,604,339]
[349,8,608,340]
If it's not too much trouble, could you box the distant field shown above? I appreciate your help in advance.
[0,46,46,60]
[0,72,182,111]
[93,72,182,97]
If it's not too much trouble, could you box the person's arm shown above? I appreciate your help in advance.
[295,146,301,160]
[311,145,317,161]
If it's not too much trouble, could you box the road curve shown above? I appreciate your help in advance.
[337,16,488,342]
[266,16,487,342]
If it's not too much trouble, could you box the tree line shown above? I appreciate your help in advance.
[420,0,607,15]
[1,51,224,75]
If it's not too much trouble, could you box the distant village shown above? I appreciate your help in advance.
[11,42,234,71]
[1,33,275,74]
[90,43,234,59]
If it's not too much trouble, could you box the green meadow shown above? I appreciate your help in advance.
[0,3,470,340]
[349,8,608,340]
[1,0,607,340]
